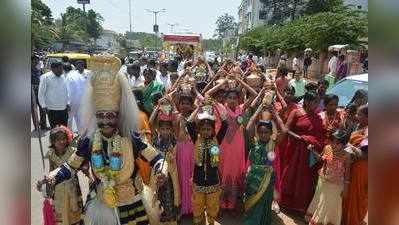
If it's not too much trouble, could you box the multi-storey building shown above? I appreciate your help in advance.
[238,0,368,35]
[344,0,368,11]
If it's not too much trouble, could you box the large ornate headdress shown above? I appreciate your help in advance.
[79,54,139,137]
[89,55,122,112]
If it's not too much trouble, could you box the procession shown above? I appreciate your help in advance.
[31,1,368,225]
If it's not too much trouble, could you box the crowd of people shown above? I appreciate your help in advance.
[33,50,368,225]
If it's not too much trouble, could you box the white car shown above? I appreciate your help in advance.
[205,51,216,62]
[326,73,368,107]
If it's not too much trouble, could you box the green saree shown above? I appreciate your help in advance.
[243,141,275,225]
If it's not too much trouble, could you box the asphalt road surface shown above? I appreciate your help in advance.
[31,124,305,225]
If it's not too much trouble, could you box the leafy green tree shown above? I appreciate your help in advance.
[214,13,237,39]
[303,0,344,15]
[31,0,56,49]
[203,39,223,52]
[240,8,367,54]
[86,9,104,43]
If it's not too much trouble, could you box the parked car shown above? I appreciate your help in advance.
[326,73,368,107]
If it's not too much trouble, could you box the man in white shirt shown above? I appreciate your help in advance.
[328,51,338,75]
[292,54,300,73]
[126,62,145,89]
[38,61,70,128]
[148,58,161,77]
[156,62,171,90]
[139,56,148,76]
[66,60,91,133]
[325,51,338,90]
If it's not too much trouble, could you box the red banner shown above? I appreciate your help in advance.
[162,35,200,43]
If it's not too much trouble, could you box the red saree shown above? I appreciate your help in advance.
[274,103,298,194]
[279,112,324,214]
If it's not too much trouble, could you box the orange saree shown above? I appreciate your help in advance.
[342,128,368,225]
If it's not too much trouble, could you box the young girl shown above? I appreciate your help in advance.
[37,126,83,225]
[243,101,277,225]
[186,99,228,225]
[319,94,345,145]
[209,75,257,210]
[150,98,181,224]
[306,129,351,225]
[175,93,196,216]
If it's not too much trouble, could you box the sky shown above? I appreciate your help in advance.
[42,0,242,39]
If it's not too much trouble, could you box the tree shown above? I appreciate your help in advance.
[31,0,56,49]
[86,9,104,43]
[214,13,237,39]
[239,8,367,54]
[203,39,223,52]
[54,7,104,47]
[303,0,344,15]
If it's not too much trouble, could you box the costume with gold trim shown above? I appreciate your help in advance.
[49,55,166,225]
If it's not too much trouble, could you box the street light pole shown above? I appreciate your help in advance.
[128,0,132,32]
[146,8,166,51]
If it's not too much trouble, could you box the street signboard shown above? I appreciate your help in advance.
[77,0,90,4]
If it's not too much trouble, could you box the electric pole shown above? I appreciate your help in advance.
[146,8,166,50]
[129,0,132,32]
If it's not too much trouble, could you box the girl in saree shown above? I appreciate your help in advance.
[243,100,279,225]
[342,105,368,225]
[275,91,325,215]
[319,94,345,145]
[37,126,84,225]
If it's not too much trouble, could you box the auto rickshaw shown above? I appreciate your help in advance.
[45,52,91,71]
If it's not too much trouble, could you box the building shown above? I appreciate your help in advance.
[238,0,266,34]
[238,0,368,35]
[344,0,368,11]
[96,29,120,51]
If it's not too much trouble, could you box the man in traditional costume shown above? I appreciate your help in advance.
[40,54,168,225]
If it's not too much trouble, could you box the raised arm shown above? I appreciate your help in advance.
[246,101,266,139]
[274,83,287,109]
[149,104,160,128]
[188,105,200,123]
[204,80,226,98]
[201,71,222,95]
[236,76,257,97]
[204,60,215,78]
[250,87,266,109]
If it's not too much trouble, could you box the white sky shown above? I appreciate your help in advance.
[42,0,242,39]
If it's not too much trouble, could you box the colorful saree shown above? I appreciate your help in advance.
[219,104,247,209]
[342,128,368,225]
[243,140,275,225]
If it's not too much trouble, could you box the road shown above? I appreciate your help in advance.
[31,124,305,225]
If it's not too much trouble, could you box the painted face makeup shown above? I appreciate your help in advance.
[96,111,119,128]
